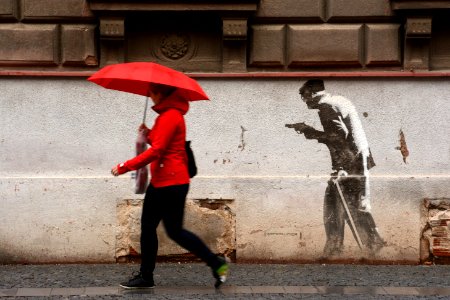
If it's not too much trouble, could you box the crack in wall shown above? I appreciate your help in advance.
[238,125,247,151]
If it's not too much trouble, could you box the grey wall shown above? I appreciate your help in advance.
[1,78,449,263]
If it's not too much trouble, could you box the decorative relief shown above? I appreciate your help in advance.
[100,18,124,38]
[160,33,190,60]
[152,32,196,62]
[223,19,247,40]
[406,18,432,38]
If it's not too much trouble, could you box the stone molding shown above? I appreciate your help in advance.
[391,0,450,9]
[89,0,259,12]
[22,0,94,20]
[89,1,258,71]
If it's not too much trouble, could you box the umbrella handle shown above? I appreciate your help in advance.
[142,96,149,124]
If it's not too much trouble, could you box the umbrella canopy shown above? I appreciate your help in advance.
[87,62,209,101]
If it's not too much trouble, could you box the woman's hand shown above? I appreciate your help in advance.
[139,123,150,136]
[111,166,120,176]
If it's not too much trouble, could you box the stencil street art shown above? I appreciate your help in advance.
[286,79,386,257]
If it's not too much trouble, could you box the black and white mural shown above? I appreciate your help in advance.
[286,79,386,257]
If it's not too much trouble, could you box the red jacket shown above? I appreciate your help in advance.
[117,92,190,188]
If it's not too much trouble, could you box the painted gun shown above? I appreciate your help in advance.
[285,122,311,134]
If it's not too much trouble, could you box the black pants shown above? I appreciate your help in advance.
[140,184,219,275]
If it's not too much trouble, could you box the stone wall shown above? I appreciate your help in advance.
[0,0,97,69]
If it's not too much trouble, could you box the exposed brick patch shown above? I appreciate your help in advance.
[421,198,450,264]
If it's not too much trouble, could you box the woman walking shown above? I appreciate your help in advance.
[111,83,228,289]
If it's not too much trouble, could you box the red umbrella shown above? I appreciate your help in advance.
[87,62,210,101]
[88,62,209,194]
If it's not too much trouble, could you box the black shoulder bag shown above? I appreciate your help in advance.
[185,141,197,178]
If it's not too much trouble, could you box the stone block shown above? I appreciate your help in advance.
[327,0,393,20]
[287,24,363,67]
[22,0,93,19]
[0,0,18,21]
[250,25,285,66]
[256,0,325,20]
[0,24,57,65]
[61,25,98,66]
[366,24,401,66]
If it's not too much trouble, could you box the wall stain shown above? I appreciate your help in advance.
[396,129,409,163]
[238,125,247,151]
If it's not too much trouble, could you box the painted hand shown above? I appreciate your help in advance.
[333,116,349,138]
[337,170,348,177]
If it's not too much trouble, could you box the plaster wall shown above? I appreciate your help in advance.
[0,78,449,263]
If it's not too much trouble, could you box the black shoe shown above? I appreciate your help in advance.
[119,272,155,289]
[212,257,229,288]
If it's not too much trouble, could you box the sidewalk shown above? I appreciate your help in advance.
[1,262,450,299]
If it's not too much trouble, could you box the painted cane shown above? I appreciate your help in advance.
[332,173,363,250]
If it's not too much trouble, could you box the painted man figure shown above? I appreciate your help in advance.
[286,79,385,257]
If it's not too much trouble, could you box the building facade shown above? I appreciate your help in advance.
[1,0,450,264]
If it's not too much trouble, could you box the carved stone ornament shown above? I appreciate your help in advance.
[100,18,124,38]
[160,33,190,60]
[406,18,432,38]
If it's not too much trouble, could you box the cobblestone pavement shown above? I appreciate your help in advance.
[1,263,450,299]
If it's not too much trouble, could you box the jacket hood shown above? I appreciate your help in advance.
[152,90,189,115]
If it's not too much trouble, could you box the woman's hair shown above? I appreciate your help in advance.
[149,83,176,98]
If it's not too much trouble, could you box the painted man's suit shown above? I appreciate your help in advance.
[305,91,384,256]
